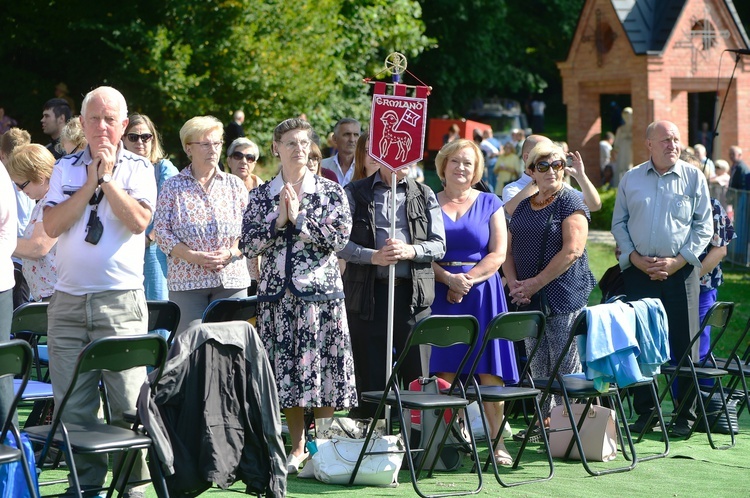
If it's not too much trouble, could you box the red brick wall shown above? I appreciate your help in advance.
[559,0,750,181]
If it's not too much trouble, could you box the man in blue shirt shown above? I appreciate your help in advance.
[612,120,712,437]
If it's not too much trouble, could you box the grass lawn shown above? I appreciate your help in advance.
[27,242,750,497]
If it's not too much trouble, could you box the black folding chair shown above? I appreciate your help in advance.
[25,335,168,498]
[462,311,554,487]
[530,309,639,476]
[0,339,39,498]
[708,316,750,419]
[146,299,181,345]
[348,315,483,498]
[654,301,736,449]
[202,296,258,324]
[10,302,54,429]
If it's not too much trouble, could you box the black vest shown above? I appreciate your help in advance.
[343,175,435,320]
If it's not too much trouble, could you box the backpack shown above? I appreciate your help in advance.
[403,376,473,471]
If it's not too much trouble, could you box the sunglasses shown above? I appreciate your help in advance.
[126,133,154,143]
[230,152,256,162]
[14,180,30,192]
[534,159,565,173]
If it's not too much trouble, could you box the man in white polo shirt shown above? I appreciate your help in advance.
[43,86,156,498]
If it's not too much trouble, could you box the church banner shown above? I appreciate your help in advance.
[368,88,428,171]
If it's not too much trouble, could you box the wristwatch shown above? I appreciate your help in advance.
[98,173,113,185]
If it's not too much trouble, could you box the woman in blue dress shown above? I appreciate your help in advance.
[429,138,518,465]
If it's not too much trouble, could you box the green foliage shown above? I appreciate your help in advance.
[411,0,585,117]
[1,0,429,163]
[590,187,617,231]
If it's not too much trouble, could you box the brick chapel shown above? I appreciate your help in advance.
[558,0,750,183]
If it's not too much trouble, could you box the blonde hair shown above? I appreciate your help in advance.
[526,141,565,169]
[59,117,87,153]
[0,127,31,160]
[7,144,55,183]
[434,139,484,184]
[179,115,223,149]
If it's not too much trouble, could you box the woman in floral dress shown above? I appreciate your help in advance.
[240,118,357,474]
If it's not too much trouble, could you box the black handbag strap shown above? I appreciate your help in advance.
[535,199,557,274]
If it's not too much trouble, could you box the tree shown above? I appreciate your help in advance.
[411,0,585,117]
[1,0,429,161]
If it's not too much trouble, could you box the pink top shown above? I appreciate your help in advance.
[21,200,57,299]
[155,165,251,292]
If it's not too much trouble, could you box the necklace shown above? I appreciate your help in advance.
[282,172,305,186]
[530,187,562,208]
[445,190,472,205]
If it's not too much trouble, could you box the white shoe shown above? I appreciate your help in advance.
[286,451,308,474]
[502,421,512,439]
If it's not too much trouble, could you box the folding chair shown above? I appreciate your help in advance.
[655,301,736,449]
[24,334,168,498]
[146,300,181,345]
[531,310,639,476]
[10,302,54,429]
[202,296,258,324]
[0,339,39,498]
[348,315,483,498]
[463,311,554,487]
[718,316,750,419]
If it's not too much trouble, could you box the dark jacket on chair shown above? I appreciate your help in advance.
[138,321,286,497]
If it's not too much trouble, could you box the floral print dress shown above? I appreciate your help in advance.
[240,172,357,410]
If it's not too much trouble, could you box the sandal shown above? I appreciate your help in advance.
[494,445,513,466]
[512,426,543,443]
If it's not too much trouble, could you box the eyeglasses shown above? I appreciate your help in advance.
[279,139,311,150]
[14,180,30,192]
[533,159,565,173]
[230,151,256,162]
[188,141,223,150]
[126,133,154,144]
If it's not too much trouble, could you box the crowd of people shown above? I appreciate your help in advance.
[0,83,739,494]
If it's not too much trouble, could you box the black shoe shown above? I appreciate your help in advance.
[628,414,657,434]
[669,418,693,438]
[512,426,543,443]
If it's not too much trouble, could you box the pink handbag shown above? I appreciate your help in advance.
[549,404,617,462]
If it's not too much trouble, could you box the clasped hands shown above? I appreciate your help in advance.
[85,139,117,190]
[631,252,685,281]
[275,183,300,230]
[446,273,473,305]
[371,238,416,267]
[508,277,541,307]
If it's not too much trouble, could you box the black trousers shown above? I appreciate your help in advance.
[623,264,700,421]
[13,262,30,309]
[348,281,429,418]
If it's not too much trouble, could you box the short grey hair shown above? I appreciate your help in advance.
[80,86,128,121]
[227,137,260,158]
[333,117,360,135]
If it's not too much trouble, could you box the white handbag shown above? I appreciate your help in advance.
[310,435,404,486]
[549,404,617,462]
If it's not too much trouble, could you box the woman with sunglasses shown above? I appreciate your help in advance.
[123,114,179,321]
[7,144,59,301]
[227,137,263,191]
[154,116,251,333]
[503,141,595,435]
[240,118,356,474]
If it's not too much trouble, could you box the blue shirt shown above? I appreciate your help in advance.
[611,159,712,270]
